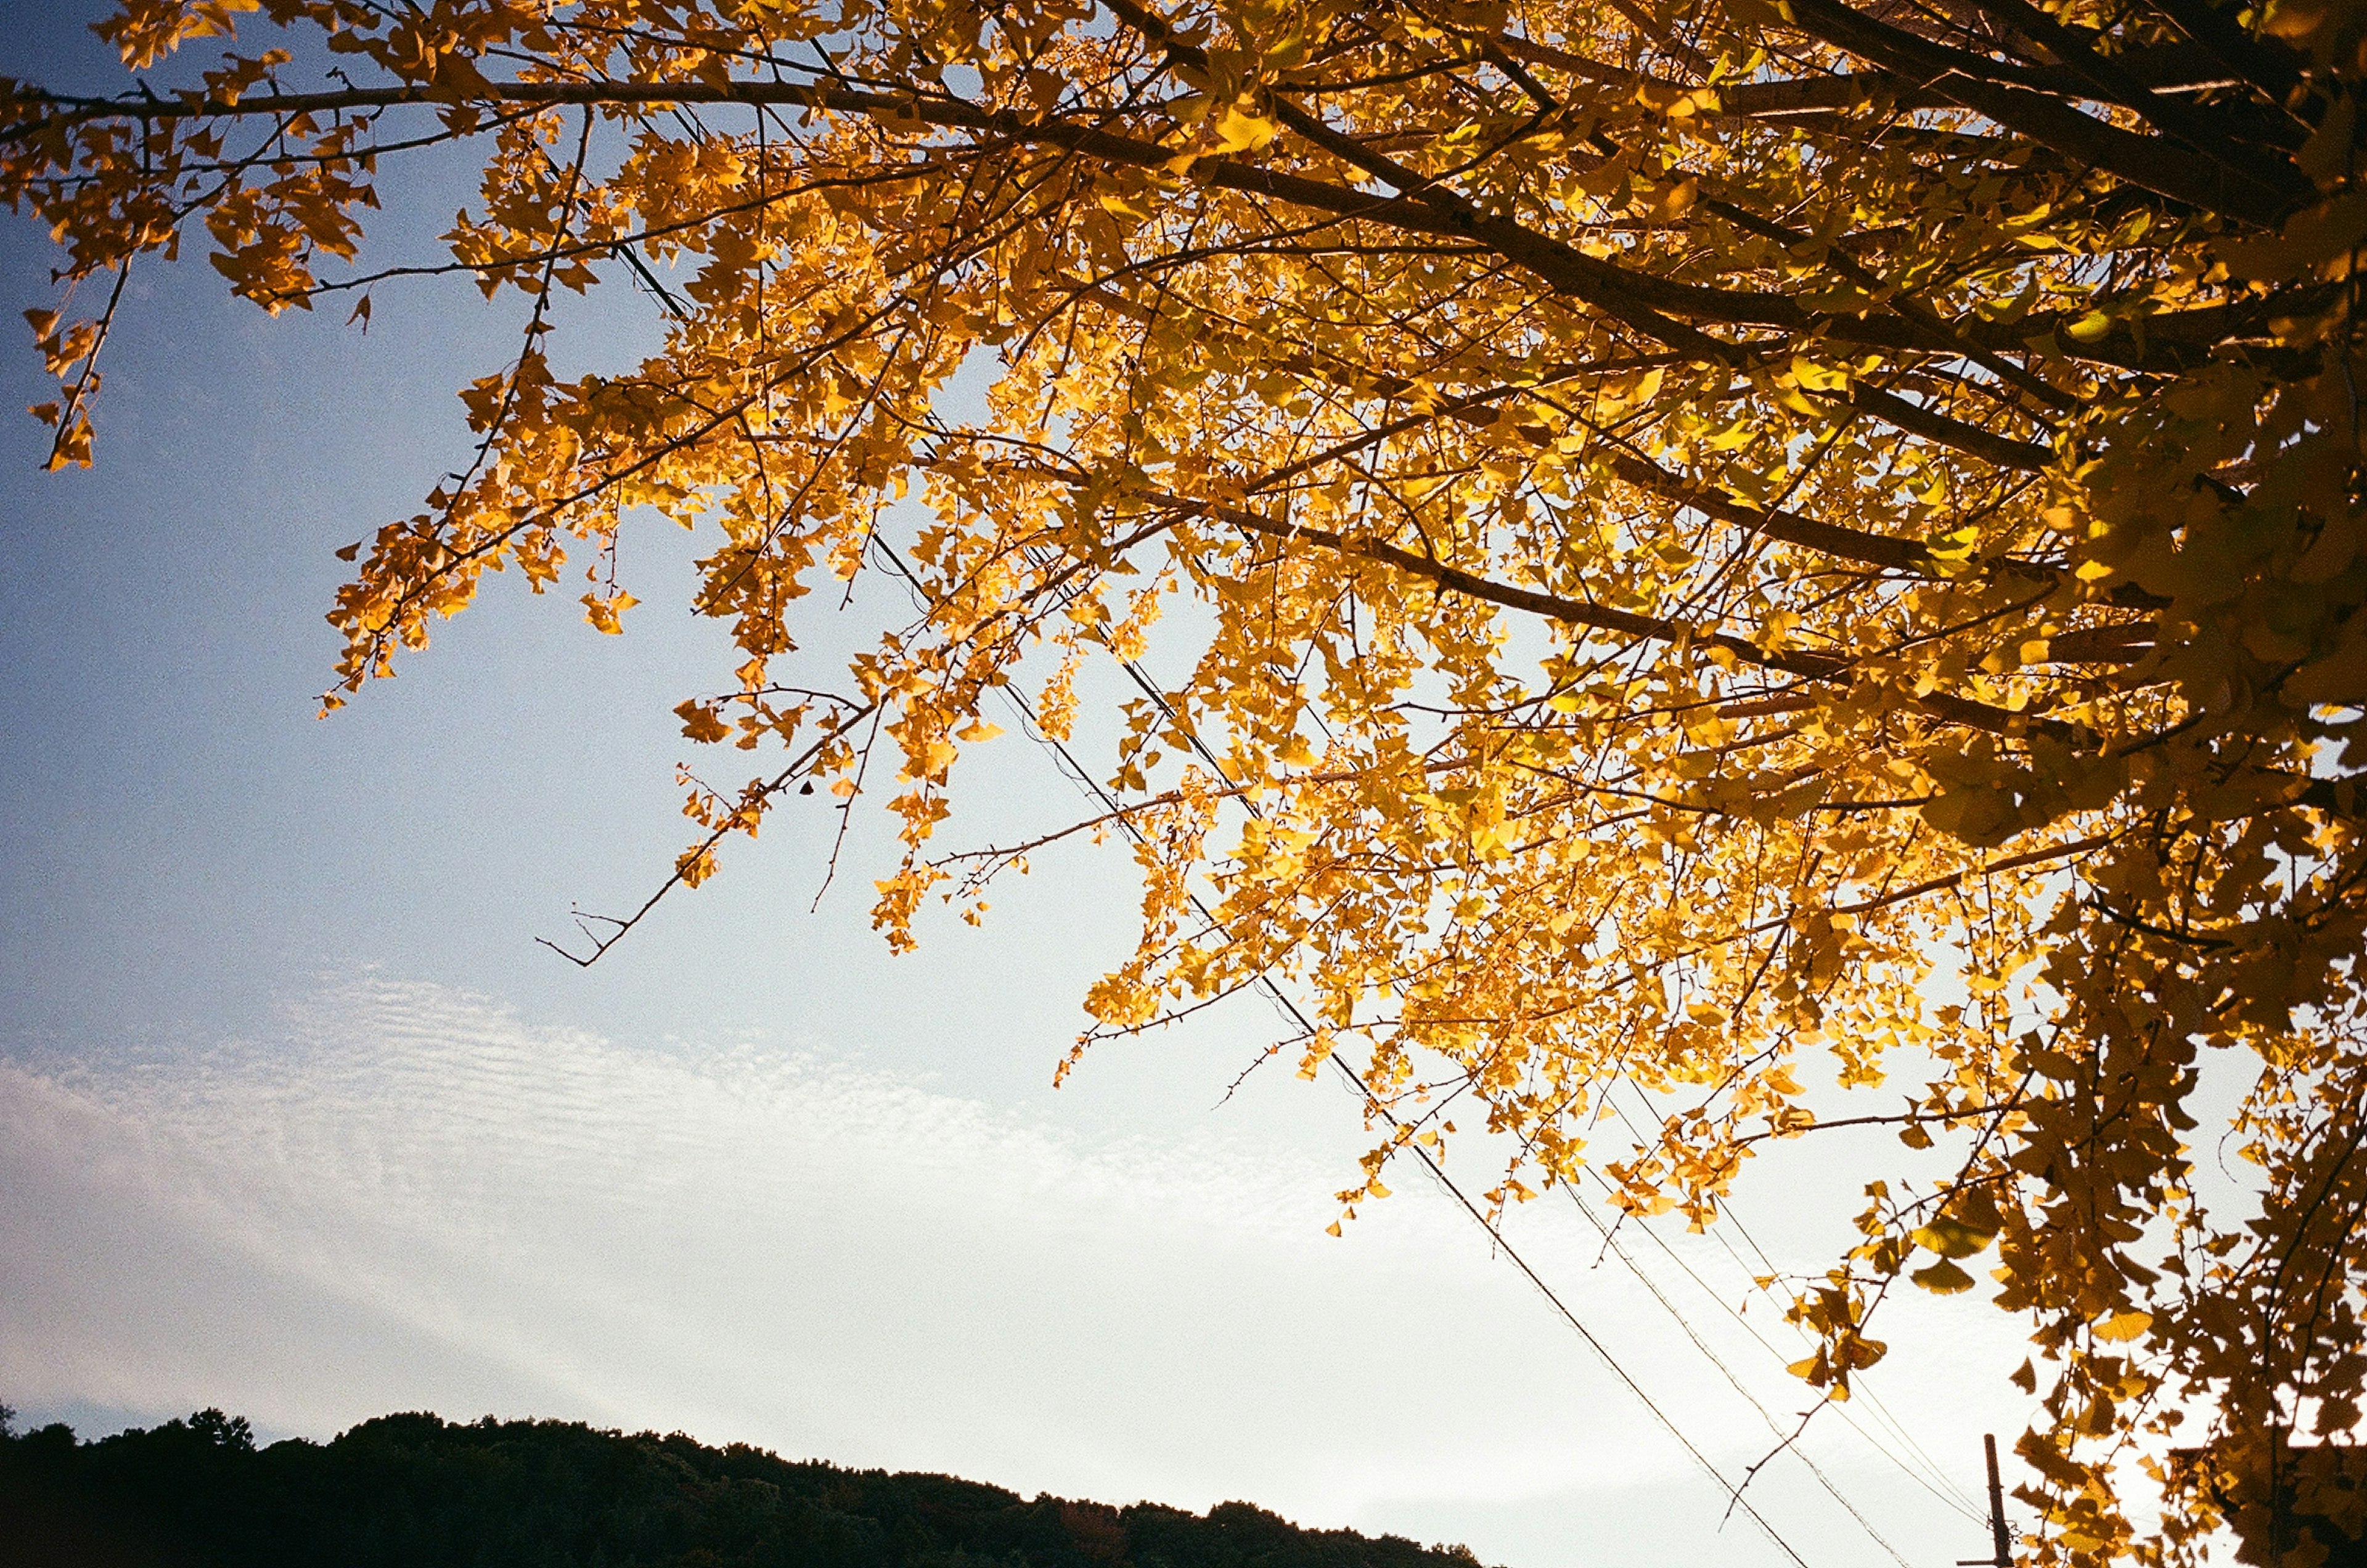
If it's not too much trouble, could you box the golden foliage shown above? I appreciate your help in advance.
[11,0,2367,1560]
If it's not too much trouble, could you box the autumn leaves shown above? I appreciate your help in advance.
[14,1,2367,1563]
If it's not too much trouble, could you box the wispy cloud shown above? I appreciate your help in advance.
[0,973,2026,1567]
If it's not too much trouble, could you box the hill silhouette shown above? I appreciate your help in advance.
[0,1404,1492,1568]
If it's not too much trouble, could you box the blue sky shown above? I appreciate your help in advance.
[0,6,2042,1565]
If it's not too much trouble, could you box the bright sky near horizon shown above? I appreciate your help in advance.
[0,6,2042,1564]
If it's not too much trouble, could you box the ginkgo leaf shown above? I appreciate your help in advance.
[1208,102,1280,154]
[1911,1216,1998,1260]
[675,700,730,745]
[1911,1259,1977,1295]
[13,2,2367,1560]
[581,592,638,635]
[2092,1311,2153,1344]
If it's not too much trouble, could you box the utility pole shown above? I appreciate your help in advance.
[1955,1434,2013,1568]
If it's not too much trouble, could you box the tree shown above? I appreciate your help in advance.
[0,1405,1494,1567]
[7,0,2367,1562]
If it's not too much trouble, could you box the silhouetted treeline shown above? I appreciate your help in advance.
[0,1404,1491,1568]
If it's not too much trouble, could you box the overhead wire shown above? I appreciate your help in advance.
[864,534,1828,1568]
[1594,1082,1991,1525]
[983,531,1985,1535]
[1555,1172,1922,1567]
[994,549,1980,1540]
[578,131,1973,1540]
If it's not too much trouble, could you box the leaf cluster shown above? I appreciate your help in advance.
[12,0,2367,1561]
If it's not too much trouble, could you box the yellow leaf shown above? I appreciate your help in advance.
[1911,1215,1998,1259]
[1648,178,1698,222]
[1911,1258,1976,1294]
[581,592,637,634]
[1844,1337,1887,1370]
[427,50,496,104]
[676,699,730,743]
[2093,1310,2153,1343]
[1789,354,1849,392]
[1209,102,1280,154]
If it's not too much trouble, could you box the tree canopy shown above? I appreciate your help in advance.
[7,0,2367,1562]
[0,1404,1487,1567]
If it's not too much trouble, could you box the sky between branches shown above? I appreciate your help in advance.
[0,3,2052,1564]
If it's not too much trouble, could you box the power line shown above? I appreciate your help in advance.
[1605,1175,1989,1528]
[1593,1084,1990,1526]
[1020,688,1818,1568]
[620,211,1960,1556]
[1555,1173,1921,1567]
[1006,532,1981,1545]
[655,173,1973,1548]
[865,535,1823,1568]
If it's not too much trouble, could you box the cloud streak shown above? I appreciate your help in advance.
[0,973,2027,1567]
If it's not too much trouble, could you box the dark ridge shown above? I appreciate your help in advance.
[0,1404,1495,1568]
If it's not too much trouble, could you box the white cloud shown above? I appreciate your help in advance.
[0,973,2028,1568]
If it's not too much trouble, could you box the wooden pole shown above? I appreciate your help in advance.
[1986,1434,2011,1568]
[1958,1434,2013,1568]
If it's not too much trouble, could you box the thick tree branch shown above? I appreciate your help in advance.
[1785,0,2308,225]
[1598,450,1936,572]
[1135,484,2069,738]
